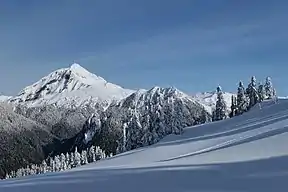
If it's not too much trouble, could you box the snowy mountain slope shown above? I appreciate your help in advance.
[0,103,55,178]
[0,95,11,102]
[69,86,211,154]
[9,63,134,108]
[2,99,288,191]
[193,91,235,113]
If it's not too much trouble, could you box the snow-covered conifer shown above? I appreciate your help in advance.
[49,157,55,172]
[213,86,227,121]
[41,160,47,173]
[89,145,96,162]
[258,82,265,102]
[123,123,127,152]
[236,81,248,115]
[230,95,237,117]
[65,153,71,169]
[81,150,88,165]
[74,147,81,167]
[264,76,274,99]
[246,76,259,109]
[70,152,75,168]
[60,153,67,171]
[54,155,61,172]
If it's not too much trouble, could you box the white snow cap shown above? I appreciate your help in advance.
[9,63,135,107]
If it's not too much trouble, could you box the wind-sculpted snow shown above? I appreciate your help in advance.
[2,99,288,191]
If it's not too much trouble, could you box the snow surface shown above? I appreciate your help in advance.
[0,95,11,102]
[1,99,288,191]
[193,91,235,114]
[9,63,134,108]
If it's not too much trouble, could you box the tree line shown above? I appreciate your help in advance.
[4,145,112,179]
[213,76,276,121]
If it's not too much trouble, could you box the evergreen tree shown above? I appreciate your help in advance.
[213,86,227,121]
[123,123,127,152]
[258,82,265,102]
[49,157,55,172]
[16,168,23,177]
[60,153,67,171]
[264,76,274,99]
[236,81,248,115]
[65,153,71,169]
[81,150,88,165]
[70,152,75,168]
[230,95,237,117]
[54,155,61,172]
[89,145,96,162]
[41,160,47,173]
[246,76,259,109]
[74,147,81,167]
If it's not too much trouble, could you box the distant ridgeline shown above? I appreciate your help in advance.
[212,76,277,121]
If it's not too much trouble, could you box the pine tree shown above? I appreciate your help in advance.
[246,76,259,109]
[264,76,274,99]
[60,153,67,171]
[49,157,55,172]
[258,82,265,102]
[74,147,81,167]
[65,153,70,169]
[70,152,75,168]
[213,86,227,121]
[236,81,248,115]
[230,95,237,117]
[89,145,96,162]
[54,155,61,172]
[41,160,47,173]
[123,123,127,153]
[81,150,88,165]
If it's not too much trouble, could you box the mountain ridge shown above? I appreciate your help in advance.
[8,63,134,108]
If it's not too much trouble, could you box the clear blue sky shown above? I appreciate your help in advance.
[0,0,288,96]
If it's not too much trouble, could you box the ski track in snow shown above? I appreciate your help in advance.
[2,99,288,191]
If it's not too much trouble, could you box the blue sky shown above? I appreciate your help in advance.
[0,0,288,96]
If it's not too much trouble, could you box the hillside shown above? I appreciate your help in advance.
[1,99,287,191]
[69,86,210,154]
[0,103,55,178]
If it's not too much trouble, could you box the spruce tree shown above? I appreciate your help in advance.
[41,160,47,173]
[54,155,61,172]
[89,145,96,162]
[214,86,227,121]
[258,82,265,102]
[264,76,274,99]
[230,95,237,117]
[246,76,259,109]
[236,81,248,115]
[81,150,88,165]
[74,147,81,167]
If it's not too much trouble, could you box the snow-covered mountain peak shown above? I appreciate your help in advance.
[117,86,199,109]
[68,63,105,82]
[146,86,185,98]
[9,63,134,107]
